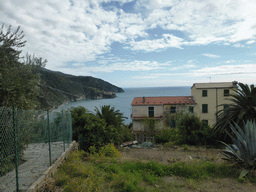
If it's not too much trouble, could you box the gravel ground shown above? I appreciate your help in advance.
[0,141,69,192]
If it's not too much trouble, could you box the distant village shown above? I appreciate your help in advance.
[96,91,116,99]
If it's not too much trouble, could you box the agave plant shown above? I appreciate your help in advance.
[221,120,256,178]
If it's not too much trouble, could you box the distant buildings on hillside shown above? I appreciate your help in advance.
[131,81,238,143]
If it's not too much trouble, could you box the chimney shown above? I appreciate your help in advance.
[143,96,145,103]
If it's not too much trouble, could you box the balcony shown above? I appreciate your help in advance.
[131,114,163,120]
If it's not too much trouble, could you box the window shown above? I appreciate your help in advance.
[189,106,194,113]
[202,120,208,125]
[202,90,207,97]
[170,106,176,113]
[202,104,208,113]
[224,89,229,96]
[148,107,154,117]
[224,104,229,115]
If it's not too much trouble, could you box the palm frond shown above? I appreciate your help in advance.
[214,83,256,133]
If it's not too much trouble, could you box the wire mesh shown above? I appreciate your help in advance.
[0,107,72,192]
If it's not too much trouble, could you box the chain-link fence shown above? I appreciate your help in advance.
[0,106,72,192]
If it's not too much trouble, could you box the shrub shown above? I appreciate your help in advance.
[98,143,120,158]
[155,127,182,144]
[71,106,132,151]
[176,113,218,146]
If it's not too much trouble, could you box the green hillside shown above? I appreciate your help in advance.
[34,68,124,109]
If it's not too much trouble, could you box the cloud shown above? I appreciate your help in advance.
[62,59,169,75]
[129,34,184,51]
[233,43,244,48]
[1,0,256,76]
[191,64,256,77]
[202,53,220,58]
[225,59,236,64]
[246,40,255,44]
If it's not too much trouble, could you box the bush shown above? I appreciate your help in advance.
[155,127,181,144]
[71,106,132,151]
[177,113,217,146]
[98,143,120,158]
[157,113,218,146]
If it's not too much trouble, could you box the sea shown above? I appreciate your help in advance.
[57,86,191,125]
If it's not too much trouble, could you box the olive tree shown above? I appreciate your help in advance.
[0,24,46,109]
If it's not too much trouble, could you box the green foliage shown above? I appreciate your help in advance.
[140,118,160,142]
[155,127,182,144]
[95,105,127,128]
[55,150,246,192]
[176,113,217,146]
[54,151,103,192]
[119,123,134,142]
[98,143,120,158]
[71,106,131,151]
[221,120,256,178]
[182,144,189,150]
[214,83,256,133]
[71,106,109,151]
[0,25,46,109]
[35,67,124,109]
[161,112,218,146]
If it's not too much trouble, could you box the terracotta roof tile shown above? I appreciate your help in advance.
[131,96,196,106]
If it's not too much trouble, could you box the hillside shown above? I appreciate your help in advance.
[34,67,124,109]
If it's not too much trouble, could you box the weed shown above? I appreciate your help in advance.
[182,144,189,150]
[99,143,120,158]
[52,148,250,192]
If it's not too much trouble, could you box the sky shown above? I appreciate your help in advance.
[1,0,256,88]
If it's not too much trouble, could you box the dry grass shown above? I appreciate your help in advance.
[120,146,225,164]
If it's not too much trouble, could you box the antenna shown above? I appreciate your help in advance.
[207,77,211,83]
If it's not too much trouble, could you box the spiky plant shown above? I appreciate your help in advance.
[221,120,256,178]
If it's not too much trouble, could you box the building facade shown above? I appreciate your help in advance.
[131,81,238,142]
[191,81,238,127]
[131,96,196,143]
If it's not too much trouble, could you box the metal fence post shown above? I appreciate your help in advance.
[13,106,19,192]
[62,111,65,152]
[47,110,52,166]
[70,112,72,144]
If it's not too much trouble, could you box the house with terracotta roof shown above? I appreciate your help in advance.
[131,96,196,143]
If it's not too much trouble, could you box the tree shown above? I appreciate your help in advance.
[214,83,256,133]
[176,113,216,146]
[140,117,160,142]
[71,106,127,151]
[71,106,107,151]
[94,105,127,128]
[0,24,46,109]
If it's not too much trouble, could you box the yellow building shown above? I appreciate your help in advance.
[191,81,238,127]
